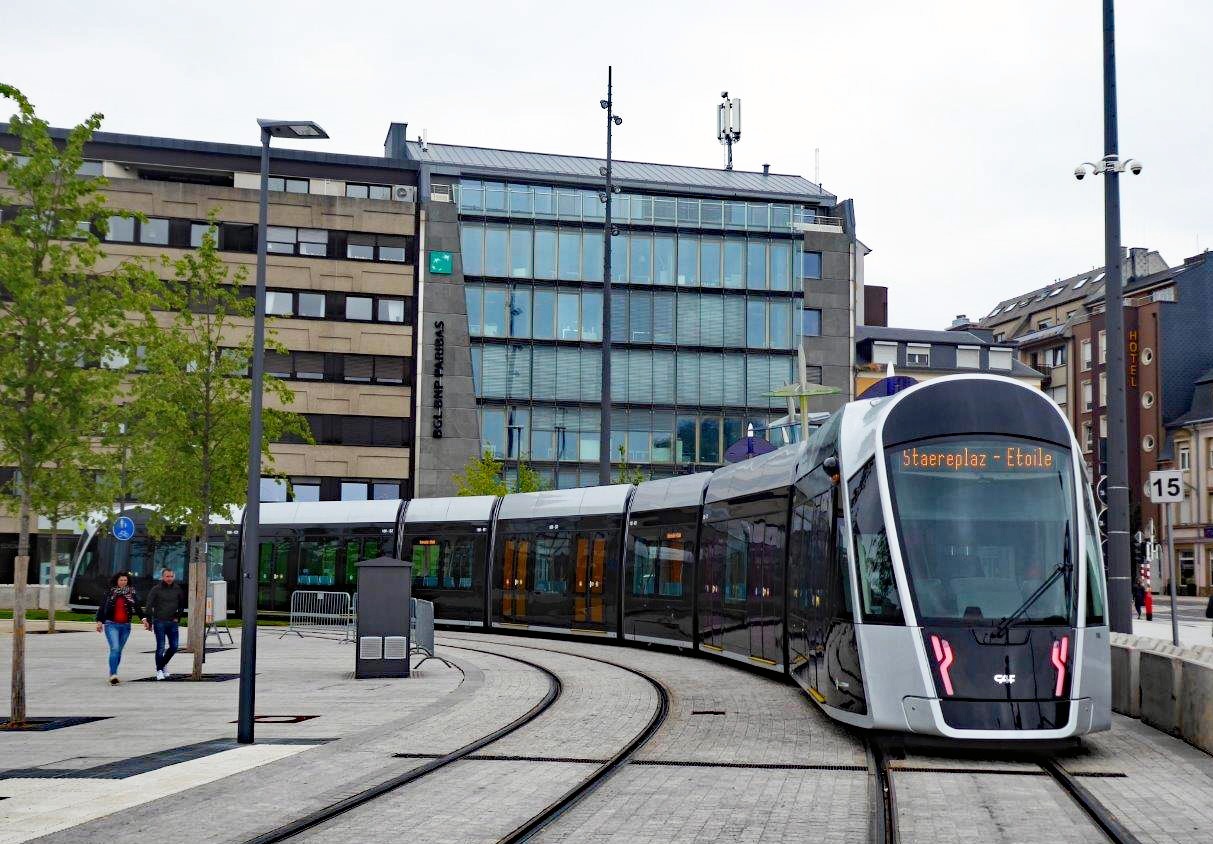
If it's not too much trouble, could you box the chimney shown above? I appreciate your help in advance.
[384,122,409,160]
[762,163,770,176]
[950,314,969,328]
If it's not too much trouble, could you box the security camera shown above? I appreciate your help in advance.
[1074,166,1086,181]
[1128,160,1143,175]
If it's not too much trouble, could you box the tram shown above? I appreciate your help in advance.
[66,374,1110,740]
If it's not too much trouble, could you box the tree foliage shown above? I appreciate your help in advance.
[614,442,647,486]
[127,217,309,677]
[0,83,158,723]
[453,450,545,496]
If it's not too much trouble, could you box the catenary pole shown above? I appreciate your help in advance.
[599,67,614,485]
[1101,0,1132,634]
[237,128,271,744]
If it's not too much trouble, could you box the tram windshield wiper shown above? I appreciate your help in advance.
[990,521,1072,640]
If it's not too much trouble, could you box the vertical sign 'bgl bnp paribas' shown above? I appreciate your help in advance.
[428,251,453,439]
[432,320,444,438]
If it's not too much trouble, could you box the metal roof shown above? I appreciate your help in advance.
[856,326,1009,346]
[0,123,418,173]
[497,484,633,521]
[403,141,834,202]
[404,496,497,524]
[705,442,805,504]
[629,473,712,514]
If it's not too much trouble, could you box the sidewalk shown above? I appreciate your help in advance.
[1132,612,1213,649]
[0,625,464,843]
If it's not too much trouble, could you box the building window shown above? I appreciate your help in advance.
[297,292,326,318]
[988,348,1013,370]
[956,346,980,368]
[139,217,170,245]
[872,342,897,365]
[378,298,406,323]
[1048,346,1067,367]
[346,182,392,200]
[1037,319,1052,330]
[291,480,321,502]
[1082,340,1092,370]
[906,345,930,367]
[104,215,135,242]
[1180,447,1190,471]
[1082,380,1093,411]
[190,223,214,248]
[801,308,822,338]
[265,291,294,316]
[345,296,373,321]
[260,477,288,502]
[1049,385,1066,407]
[1082,422,1093,452]
[1099,373,1107,407]
[1098,330,1107,364]
[802,251,822,280]
[267,176,309,194]
[340,482,369,501]
[347,233,376,261]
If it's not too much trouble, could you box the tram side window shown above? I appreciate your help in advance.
[412,538,476,590]
[299,539,339,587]
[630,533,687,598]
[1084,502,1106,625]
[848,460,903,623]
[724,522,748,603]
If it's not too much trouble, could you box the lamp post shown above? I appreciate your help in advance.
[598,68,622,485]
[238,119,328,745]
[1073,1,1141,635]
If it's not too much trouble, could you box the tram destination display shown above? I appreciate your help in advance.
[896,442,1058,473]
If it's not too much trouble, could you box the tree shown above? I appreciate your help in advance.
[453,450,545,496]
[127,218,309,679]
[0,85,157,725]
[615,443,647,486]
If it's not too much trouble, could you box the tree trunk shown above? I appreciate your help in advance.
[9,492,31,726]
[46,530,59,634]
[189,534,207,680]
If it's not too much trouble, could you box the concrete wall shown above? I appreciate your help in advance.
[803,226,855,414]
[1110,632,1213,755]
[413,195,482,497]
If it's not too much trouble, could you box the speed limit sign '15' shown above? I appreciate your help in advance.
[1148,470,1184,503]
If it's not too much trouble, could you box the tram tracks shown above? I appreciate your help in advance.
[243,640,669,844]
[876,745,1142,844]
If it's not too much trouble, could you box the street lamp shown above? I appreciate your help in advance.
[599,68,622,486]
[1072,0,1142,636]
[238,118,329,745]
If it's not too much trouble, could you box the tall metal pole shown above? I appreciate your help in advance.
[1101,0,1132,634]
[237,129,271,744]
[599,67,614,486]
[1165,502,1179,646]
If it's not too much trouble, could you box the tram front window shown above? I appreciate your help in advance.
[886,437,1077,626]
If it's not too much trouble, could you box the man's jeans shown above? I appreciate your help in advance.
[153,619,180,671]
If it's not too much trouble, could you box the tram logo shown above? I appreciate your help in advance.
[994,674,1016,685]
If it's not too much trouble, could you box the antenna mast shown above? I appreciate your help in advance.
[717,92,741,170]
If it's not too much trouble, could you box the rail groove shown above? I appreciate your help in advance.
[867,739,899,844]
[1041,758,1142,844]
[241,646,561,844]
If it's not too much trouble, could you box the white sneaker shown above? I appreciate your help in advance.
[160,670,171,680]
[155,670,165,680]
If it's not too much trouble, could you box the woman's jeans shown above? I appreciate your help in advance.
[103,622,131,676]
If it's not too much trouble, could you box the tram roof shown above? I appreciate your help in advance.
[404,496,497,524]
[705,442,806,504]
[629,473,712,514]
[256,499,403,526]
[497,484,633,521]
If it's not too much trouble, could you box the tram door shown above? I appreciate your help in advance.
[699,522,725,650]
[748,521,781,666]
[257,540,291,613]
[500,538,529,622]
[572,532,608,629]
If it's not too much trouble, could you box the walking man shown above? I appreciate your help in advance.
[144,567,187,680]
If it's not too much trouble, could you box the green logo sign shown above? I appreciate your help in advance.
[429,250,453,275]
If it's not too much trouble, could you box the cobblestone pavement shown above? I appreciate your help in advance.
[294,640,658,843]
[442,634,872,843]
[1060,714,1213,842]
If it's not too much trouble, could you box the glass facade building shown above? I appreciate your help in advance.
[456,178,818,488]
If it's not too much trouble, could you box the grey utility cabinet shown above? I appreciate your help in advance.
[354,556,412,679]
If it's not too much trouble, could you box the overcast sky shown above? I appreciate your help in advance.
[4,1,1209,329]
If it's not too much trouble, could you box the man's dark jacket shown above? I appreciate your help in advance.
[144,581,187,622]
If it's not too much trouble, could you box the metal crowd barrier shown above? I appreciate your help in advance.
[283,590,355,640]
[409,597,452,669]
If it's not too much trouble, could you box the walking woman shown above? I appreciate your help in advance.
[95,571,145,684]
